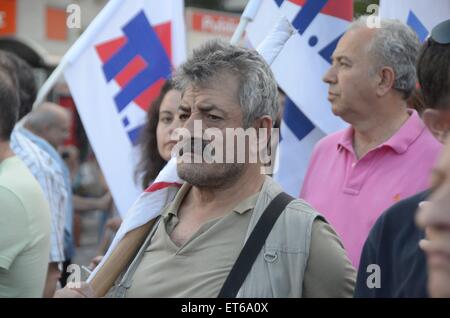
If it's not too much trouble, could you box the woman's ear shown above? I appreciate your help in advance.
[423,109,450,143]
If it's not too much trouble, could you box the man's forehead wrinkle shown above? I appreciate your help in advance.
[182,87,221,104]
[180,88,198,108]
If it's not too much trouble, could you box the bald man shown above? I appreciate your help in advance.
[18,102,73,297]
[25,103,113,295]
[25,102,72,150]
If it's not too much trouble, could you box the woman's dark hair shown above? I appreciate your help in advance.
[407,87,426,116]
[417,38,450,109]
[135,79,176,189]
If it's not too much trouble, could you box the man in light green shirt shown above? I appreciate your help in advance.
[0,60,51,297]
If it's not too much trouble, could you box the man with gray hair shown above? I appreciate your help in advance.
[57,40,355,298]
[301,17,442,269]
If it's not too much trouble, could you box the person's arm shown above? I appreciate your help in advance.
[0,187,29,271]
[97,217,122,255]
[302,219,356,298]
[43,262,61,298]
[73,192,112,212]
[354,235,378,297]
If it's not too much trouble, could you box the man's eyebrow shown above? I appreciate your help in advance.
[197,103,225,114]
[337,56,352,64]
[331,54,352,64]
[178,105,191,112]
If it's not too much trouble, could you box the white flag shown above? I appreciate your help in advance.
[246,0,352,196]
[380,0,450,42]
[64,0,186,216]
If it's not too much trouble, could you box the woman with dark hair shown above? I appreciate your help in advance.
[90,80,186,266]
[135,79,187,189]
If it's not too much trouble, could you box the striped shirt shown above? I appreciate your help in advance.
[10,127,67,263]
[22,129,75,260]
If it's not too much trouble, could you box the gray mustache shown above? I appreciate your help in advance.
[178,138,211,156]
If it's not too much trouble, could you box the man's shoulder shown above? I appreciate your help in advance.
[259,178,321,222]
[380,190,429,223]
[369,190,429,241]
[0,158,44,214]
[285,197,320,216]
[412,126,442,156]
[0,156,33,184]
[276,196,323,229]
[11,129,59,172]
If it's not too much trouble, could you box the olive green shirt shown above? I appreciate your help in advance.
[126,183,355,297]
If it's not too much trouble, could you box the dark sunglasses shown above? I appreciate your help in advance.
[430,19,450,44]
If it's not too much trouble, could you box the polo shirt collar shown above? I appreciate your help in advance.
[163,182,191,219]
[337,126,354,153]
[382,109,425,154]
[232,192,259,214]
[163,182,259,219]
[337,109,425,155]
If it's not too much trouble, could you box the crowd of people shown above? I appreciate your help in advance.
[1,16,450,298]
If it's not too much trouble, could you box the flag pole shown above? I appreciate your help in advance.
[89,221,156,297]
[33,0,123,108]
[230,0,262,45]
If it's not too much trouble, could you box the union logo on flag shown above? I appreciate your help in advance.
[95,10,173,145]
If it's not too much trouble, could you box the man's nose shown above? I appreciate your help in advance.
[323,65,337,84]
[184,113,204,138]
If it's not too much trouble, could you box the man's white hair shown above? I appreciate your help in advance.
[349,16,420,99]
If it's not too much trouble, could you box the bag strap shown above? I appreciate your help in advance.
[217,192,294,298]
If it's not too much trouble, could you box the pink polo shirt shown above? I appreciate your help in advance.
[300,110,441,269]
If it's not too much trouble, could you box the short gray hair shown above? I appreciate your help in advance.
[173,40,278,126]
[349,16,420,99]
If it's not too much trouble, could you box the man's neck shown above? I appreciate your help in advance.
[352,100,410,160]
[184,165,266,220]
[0,141,14,163]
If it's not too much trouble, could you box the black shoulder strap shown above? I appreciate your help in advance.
[217,192,294,298]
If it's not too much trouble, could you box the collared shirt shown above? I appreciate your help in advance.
[10,127,66,263]
[126,183,257,298]
[19,129,75,259]
[125,181,356,298]
[301,109,442,268]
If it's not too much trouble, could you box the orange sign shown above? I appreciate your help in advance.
[190,10,239,37]
[0,0,16,36]
[46,7,67,41]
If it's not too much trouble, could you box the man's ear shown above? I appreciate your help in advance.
[251,116,277,169]
[253,116,273,137]
[376,66,395,97]
[423,109,450,143]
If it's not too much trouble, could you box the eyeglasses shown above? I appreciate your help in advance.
[430,19,450,44]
